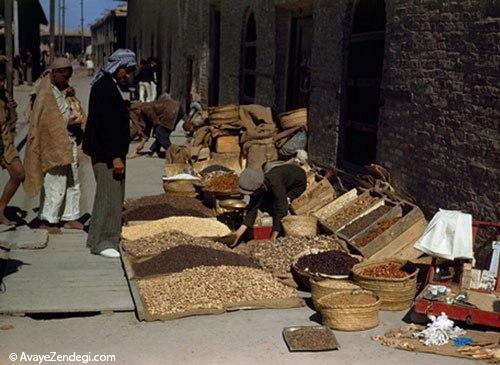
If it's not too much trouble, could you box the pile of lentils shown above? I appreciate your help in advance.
[295,250,359,276]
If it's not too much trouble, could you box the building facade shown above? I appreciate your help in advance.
[40,26,91,57]
[126,0,499,221]
[90,5,127,67]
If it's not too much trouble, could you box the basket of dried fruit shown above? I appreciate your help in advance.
[352,259,419,311]
[282,215,318,237]
[291,248,361,290]
[201,171,242,206]
[317,289,380,331]
[310,279,361,310]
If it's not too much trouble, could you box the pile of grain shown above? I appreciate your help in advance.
[359,262,410,279]
[121,216,231,241]
[123,194,214,222]
[132,245,258,278]
[339,205,391,238]
[235,235,346,276]
[286,328,338,350]
[325,195,381,231]
[203,172,239,193]
[137,265,298,317]
[354,217,401,247]
[122,231,230,258]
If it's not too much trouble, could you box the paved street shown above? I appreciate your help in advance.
[0,71,476,365]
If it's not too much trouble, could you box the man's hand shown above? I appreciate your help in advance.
[229,225,248,248]
[270,231,279,241]
[65,87,76,97]
[112,158,125,175]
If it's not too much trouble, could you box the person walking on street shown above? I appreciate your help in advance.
[24,58,85,234]
[83,49,137,258]
[24,51,33,86]
[0,74,25,225]
[136,59,154,102]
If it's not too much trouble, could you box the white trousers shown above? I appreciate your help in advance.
[39,140,80,223]
[149,81,157,102]
[138,81,151,102]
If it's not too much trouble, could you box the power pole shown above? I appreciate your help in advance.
[61,0,66,55]
[13,0,19,56]
[5,0,13,96]
[80,0,84,55]
[49,0,55,63]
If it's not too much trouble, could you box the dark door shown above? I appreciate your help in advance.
[286,16,313,110]
[209,6,221,106]
[239,12,257,105]
[339,0,386,167]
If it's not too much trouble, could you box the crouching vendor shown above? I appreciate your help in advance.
[231,163,307,247]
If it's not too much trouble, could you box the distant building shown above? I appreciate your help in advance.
[40,25,91,57]
[0,0,47,78]
[90,5,127,67]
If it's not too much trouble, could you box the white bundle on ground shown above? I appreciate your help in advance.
[414,313,465,346]
[122,217,231,241]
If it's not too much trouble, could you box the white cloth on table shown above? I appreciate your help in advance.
[414,209,473,261]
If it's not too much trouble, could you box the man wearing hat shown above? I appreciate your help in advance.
[231,163,307,247]
[84,49,137,258]
[24,57,84,234]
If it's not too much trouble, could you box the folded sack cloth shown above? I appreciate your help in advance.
[414,209,473,260]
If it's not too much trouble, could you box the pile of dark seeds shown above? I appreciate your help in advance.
[123,194,214,222]
[132,245,258,278]
[286,328,337,350]
[295,250,359,276]
[339,205,391,238]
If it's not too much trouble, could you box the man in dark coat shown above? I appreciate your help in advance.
[83,49,137,258]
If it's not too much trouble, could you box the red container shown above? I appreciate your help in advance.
[252,226,272,240]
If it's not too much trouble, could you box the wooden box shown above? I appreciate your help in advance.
[215,135,240,153]
[290,179,336,215]
[313,188,359,221]
[346,201,426,260]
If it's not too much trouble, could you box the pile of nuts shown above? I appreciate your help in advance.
[236,235,346,276]
[354,217,401,247]
[121,216,231,241]
[359,262,410,279]
[203,172,239,193]
[325,195,381,231]
[122,231,231,258]
[132,244,258,278]
[137,265,298,317]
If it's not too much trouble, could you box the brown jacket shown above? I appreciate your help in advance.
[23,74,73,197]
[140,99,181,132]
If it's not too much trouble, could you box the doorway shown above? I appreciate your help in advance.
[239,12,257,104]
[286,16,313,110]
[338,0,386,167]
[209,6,221,106]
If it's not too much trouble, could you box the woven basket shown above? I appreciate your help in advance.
[163,180,198,197]
[282,215,317,237]
[311,279,361,310]
[278,108,308,130]
[208,104,239,125]
[291,248,361,291]
[352,259,419,311]
[318,290,380,331]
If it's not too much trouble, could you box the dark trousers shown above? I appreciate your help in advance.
[149,126,171,153]
[86,160,125,254]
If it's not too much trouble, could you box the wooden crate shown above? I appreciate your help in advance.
[313,188,358,221]
[290,179,336,215]
[215,135,240,153]
[318,190,385,233]
[348,201,426,260]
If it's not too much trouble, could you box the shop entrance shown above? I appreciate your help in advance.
[286,16,313,110]
[239,12,257,104]
[338,0,386,167]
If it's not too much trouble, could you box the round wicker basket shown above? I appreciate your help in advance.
[318,289,380,331]
[311,279,361,310]
[278,108,308,130]
[352,259,419,311]
[282,215,317,237]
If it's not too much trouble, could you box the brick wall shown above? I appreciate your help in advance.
[378,0,499,220]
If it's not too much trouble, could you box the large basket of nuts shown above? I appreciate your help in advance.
[282,215,318,237]
[352,259,419,311]
[317,289,380,331]
[310,279,361,310]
